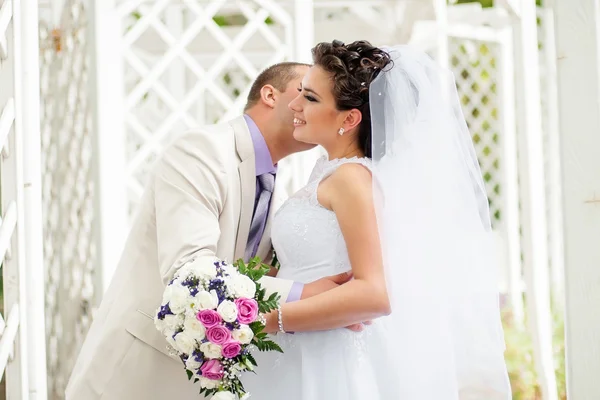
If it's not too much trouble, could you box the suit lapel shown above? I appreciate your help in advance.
[231,117,256,262]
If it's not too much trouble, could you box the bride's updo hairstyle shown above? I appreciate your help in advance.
[311,40,392,158]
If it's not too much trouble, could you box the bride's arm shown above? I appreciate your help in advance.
[263,163,390,333]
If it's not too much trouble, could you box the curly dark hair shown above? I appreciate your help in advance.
[311,40,392,158]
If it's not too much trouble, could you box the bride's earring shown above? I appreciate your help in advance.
[338,127,345,136]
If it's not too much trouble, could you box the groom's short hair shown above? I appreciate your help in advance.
[244,62,310,111]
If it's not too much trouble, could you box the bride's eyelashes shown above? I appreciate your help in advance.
[298,85,318,102]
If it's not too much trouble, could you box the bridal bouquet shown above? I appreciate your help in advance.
[154,257,282,399]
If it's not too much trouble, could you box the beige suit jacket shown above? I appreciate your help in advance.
[66,116,295,399]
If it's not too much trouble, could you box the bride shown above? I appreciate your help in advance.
[242,40,511,399]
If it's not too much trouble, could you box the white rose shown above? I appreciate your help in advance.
[222,264,238,277]
[169,313,185,329]
[161,285,173,304]
[199,376,220,389]
[179,259,218,281]
[154,314,167,333]
[174,331,197,355]
[232,325,254,345]
[169,284,191,314]
[217,300,238,322]
[185,356,203,371]
[155,313,183,336]
[200,342,222,359]
[230,275,256,299]
[183,316,206,341]
[211,391,236,400]
[195,289,219,310]
[194,261,219,280]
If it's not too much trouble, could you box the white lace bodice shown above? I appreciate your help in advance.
[272,156,372,283]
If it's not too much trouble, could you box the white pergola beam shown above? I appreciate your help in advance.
[549,0,600,397]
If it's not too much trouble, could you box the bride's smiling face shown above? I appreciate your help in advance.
[288,66,349,147]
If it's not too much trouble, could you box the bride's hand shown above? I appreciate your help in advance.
[345,320,372,332]
[300,272,353,300]
[299,273,374,332]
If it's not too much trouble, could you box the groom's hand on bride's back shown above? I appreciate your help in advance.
[300,272,370,332]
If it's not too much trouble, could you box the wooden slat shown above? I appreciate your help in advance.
[0,98,15,155]
[0,304,20,379]
[0,0,12,60]
[0,202,17,263]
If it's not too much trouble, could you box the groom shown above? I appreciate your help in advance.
[66,62,352,399]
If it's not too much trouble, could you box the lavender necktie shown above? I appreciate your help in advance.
[245,172,275,260]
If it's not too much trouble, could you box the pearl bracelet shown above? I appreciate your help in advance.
[277,303,286,334]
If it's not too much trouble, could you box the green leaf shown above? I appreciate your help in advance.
[258,298,279,314]
[246,353,258,366]
[249,321,263,335]
[268,292,280,302]
[186,369,193,380]
[256,339,284,353]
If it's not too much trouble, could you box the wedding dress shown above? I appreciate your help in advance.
[243,45,511,399]
[243,156,397,399]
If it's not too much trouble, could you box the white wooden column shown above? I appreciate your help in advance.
[496,26,525,327]
[2,1,29,398]
[285,0,322,194]
[538,8,565,304]
[88,0,129,298]
[17,0,48,397]
[433,0,449,67]
[293,0,313,63]
[550,0,600,397]
[166,6,186,104]
[513,0,557,398]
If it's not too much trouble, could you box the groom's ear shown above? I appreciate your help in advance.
[343,109,362,133]
[259,84,277,109]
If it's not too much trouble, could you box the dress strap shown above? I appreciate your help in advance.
[308,156,373,207]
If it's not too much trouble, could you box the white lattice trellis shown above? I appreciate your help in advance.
[450,38,503,225]
[0,1,24,396]
[119,0,297,214]
[39,1,95,398]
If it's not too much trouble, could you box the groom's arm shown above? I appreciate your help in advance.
[153,131,341,302]
[153,131,227,284]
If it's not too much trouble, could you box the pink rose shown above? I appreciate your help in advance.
[197,310,222,328]
[206,325,231,345]
[235,298,259,325]
[200,359,224,380]
[222,341,242,359]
